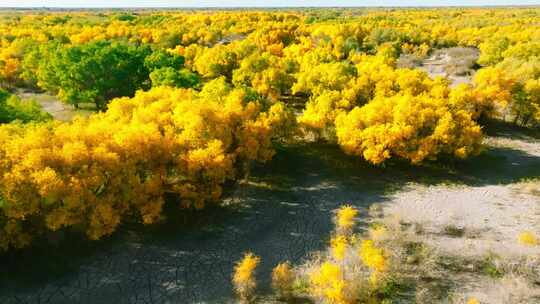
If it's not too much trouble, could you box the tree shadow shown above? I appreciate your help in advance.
[0,130,538,303]
[482,119,540,140]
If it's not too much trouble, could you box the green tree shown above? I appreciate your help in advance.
[144,50,199,88]
[149,67,199,88]
[144,49,185,71]
[36,40,152,110]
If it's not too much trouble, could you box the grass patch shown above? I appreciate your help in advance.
[443,224,465,238]
[478,254,505,279]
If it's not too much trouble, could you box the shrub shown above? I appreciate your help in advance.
[232,51,294,99]
[335,94,483,164]
[193,44,238,79]
[518,232,538,246]
[334,205,358,236]
[359,240,387,274]
[233,252,260,303]
[271,262,295,299]
[292,62,356,96]
[143,49,185,71]
[0,84,293,251]
[477,37,510,66]
[35,40,152,109]
[330,235,348,261]
[309,261,354,304]
[149,67,199,88]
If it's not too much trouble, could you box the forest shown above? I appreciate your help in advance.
[0,7,539,304]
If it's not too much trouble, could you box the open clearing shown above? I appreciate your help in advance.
[398,47,479,86]
[15,89,94,121]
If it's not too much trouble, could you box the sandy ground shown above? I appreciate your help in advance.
[0,123,537,304]
[385,133,540,258]
[399,47,479,87]
[386,183,539,258]
[15,89,94,121]
[420,47,479,87]
[382,131,540,303]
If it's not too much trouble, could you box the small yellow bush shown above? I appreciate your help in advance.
[518,231,539,246]
[334,205,359,235]
[271,262,295,299]
[233,252,260,303]
[309,261,354,304]
[359,240,386,273]
[467,297,480,304]
[330,235,348,261]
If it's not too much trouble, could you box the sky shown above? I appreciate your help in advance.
[1,0,539,8]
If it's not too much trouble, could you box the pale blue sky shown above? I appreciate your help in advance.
[1,0,539,8]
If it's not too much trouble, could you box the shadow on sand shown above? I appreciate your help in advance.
[0,125,539,304]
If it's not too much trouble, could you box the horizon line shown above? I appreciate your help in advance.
[1,4,540,8]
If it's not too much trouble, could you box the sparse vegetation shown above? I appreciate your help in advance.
[271,262,295,300]
[443,225,466,238]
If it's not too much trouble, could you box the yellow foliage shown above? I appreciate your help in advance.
[271,262,295,298]
[334,205,359,235]
[309,262,353,304]
[267,206,396,302]
[518,231,539,246]
[335,94,483,164]
[359,240,386,273]
[368,225,387,242]
[330,235,348,261]
[193,44,238,79]
[233,252,260,302]
[0,84,292,250]
[467,297,480,304]
[473,67,515,116]
[292,62,356,96]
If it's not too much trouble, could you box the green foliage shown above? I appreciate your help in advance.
[144,49,185,71]
[0,89,51,123]
[114,13,137,22]
[144,50,199,88]
[35,40,152,109]
[443,225,465,238]
[479,255,504,278]
[0,89,9,102]
[0,90,10,121]
[149,67,200,88]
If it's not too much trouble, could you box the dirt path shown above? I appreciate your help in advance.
[15,89,94,121]
[0,125,538,304]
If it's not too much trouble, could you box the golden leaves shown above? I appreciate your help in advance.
[335,93,483,165]
[233,252,260,303]
[0,84,292,251]
[309,261,351,304]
